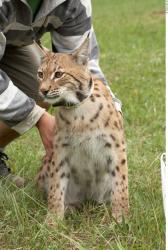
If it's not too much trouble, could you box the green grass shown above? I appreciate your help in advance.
[0,0,165,249]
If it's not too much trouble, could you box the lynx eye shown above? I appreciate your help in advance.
[54,71,63,78]
[38,71,43,79]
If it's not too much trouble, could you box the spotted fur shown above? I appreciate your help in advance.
[36,38,129,223]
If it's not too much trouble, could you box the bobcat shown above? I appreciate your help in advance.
[36,38,129,224]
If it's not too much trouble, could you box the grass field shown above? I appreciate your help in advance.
[0,0,165,249]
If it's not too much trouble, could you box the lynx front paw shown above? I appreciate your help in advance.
[112,205,129,223]
[45,212,64,228]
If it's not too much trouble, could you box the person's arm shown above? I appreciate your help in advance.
[0,68,45,134]
[51,0,122,111]
[51,0,107,84]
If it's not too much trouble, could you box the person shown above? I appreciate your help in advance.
[0,0,121,187]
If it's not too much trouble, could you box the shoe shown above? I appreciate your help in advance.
[0,151,26,188]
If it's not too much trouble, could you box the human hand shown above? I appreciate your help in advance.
[36,112,55,157]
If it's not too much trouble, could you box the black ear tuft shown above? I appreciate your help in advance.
[72,37,90,66]
[41,51,53,63]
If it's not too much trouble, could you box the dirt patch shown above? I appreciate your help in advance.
[151,10,165,16]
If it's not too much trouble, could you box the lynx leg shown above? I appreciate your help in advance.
[111,154,129,222]
[36,155,51,194]
[46,156,70,223]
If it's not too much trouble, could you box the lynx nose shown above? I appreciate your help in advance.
[40,87,49,96]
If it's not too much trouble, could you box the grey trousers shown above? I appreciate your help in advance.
[0,43,43,101]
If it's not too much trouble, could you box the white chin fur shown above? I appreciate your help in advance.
[44,96,62,104]
[44,91,85,106]
[64,92,79,104]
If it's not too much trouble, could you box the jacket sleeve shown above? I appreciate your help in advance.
[0,32,45,134]
[51,0,107,84]
[51,0,122,111]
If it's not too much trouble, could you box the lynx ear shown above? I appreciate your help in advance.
[72,37,89,65]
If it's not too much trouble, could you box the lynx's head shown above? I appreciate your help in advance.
[38,38,93,107]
